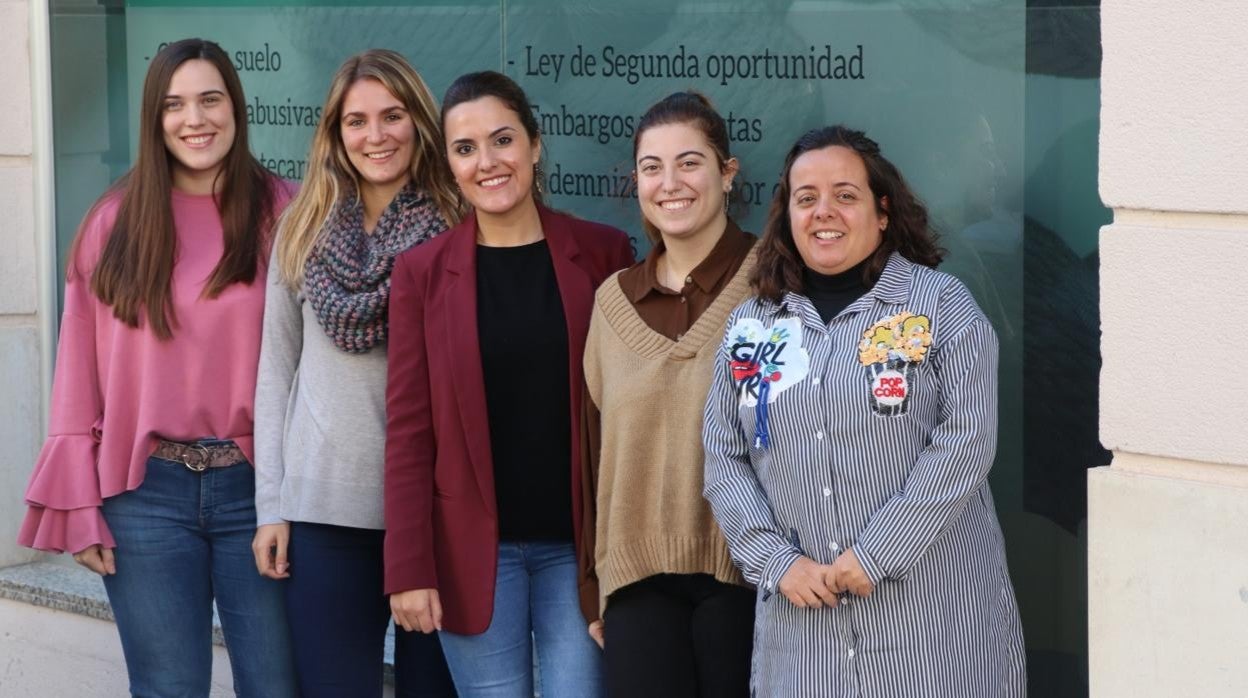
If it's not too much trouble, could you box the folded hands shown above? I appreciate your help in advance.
[777,549,874,609]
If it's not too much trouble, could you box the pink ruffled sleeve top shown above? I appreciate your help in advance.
[19,182,294,554]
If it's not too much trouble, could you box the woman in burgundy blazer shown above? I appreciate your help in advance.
[383,71,632,697]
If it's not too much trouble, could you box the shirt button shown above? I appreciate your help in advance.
[676,333,684,341]
[680,296,686,304]
[812,376,821,385]
[685,275,693,284]
[822,487,832,497]
[830,541,840,551]
[816,431,824,439]
[842,597,850,605]
[848,649,856,658]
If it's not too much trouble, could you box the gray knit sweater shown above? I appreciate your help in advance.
[253,245,390,529]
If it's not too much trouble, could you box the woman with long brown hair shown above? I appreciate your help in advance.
[251,49,459,697]
[17,38,297,696]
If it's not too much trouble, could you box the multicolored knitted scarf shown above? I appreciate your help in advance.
[304,184,445,353]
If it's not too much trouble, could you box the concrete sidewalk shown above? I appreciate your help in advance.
[0,597,236,696]
[0,561,400,697]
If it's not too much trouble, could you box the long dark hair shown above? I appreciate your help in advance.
[73,38,276,339]
[632,91,734,244]
[751,125,944,302]
[440,70,544,206]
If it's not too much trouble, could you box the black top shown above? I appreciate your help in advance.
[475,240,573,542]
[802,258,871,325]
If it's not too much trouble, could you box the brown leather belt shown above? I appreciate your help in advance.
[153,440,245,472]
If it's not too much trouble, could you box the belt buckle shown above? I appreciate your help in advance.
[181,444,211,472]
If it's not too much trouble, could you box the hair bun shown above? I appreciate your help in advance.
[675,91,714,109]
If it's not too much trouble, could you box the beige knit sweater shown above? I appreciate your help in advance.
[583,249,757,614]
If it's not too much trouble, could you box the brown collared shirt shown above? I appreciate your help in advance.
[616,221,757,340]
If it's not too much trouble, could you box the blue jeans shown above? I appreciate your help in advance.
[101,451,296,697]
[286,522,456,698]
[438,541,603,698]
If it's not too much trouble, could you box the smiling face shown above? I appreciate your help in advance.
[788,145,887,275]
[340,78,416,199]
[444,95,541,220]
[161,59,236,193]
[635,122,737,244]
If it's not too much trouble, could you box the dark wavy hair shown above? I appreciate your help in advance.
[441,70,544,206]
[632,91,733,243]
[751,125,944,302]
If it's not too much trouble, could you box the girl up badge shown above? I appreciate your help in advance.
[725,317,810,447]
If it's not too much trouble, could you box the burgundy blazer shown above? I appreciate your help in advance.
[383,205,633,634]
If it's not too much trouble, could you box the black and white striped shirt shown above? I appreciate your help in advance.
[703,253,1026,697]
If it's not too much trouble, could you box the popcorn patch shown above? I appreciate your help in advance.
[857,312,931,416]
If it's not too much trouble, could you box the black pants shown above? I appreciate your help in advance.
[603,573,754,698]
[286,522,457,698]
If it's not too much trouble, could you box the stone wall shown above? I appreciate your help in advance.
[1090,1,1248,695]
[0,0,45,569]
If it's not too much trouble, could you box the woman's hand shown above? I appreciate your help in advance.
[251,523,290,579]
[829,548,875,597]
[588,619,605,649]
[72,544,116,576]
[778,556,839,608]
[392,588,442,634]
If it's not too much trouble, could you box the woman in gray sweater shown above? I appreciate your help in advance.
[250,49,462,697]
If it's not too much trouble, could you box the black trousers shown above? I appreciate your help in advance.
[603,573,754,698]
[286,522,457,698]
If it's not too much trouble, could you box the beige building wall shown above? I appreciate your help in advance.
[0,0,47,570]
[1092,1,1248,695]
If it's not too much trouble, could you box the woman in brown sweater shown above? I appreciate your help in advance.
[580,92,758,698]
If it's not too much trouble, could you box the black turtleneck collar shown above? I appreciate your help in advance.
[801,257,871,325]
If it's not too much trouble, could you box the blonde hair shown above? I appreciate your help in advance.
[274,49,463,287]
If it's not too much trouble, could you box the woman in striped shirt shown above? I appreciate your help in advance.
[702,125,1026,696]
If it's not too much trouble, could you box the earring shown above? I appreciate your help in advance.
[723,187,731,213]
[534,163,545,195]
